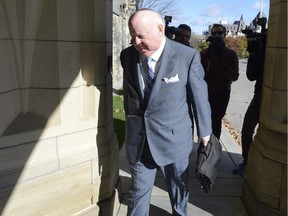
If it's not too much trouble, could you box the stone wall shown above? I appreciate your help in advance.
[0,1,119,215]
[112,0,135,91]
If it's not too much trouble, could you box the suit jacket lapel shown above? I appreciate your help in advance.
[136,63,144,99]
[148,39,176,105]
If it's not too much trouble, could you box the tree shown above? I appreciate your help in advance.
[197,39,209,52]
[136,0,179,18]
[190,34,205,49]
[225,36,248,58]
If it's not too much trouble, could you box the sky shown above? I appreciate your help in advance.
[169,0,270,35]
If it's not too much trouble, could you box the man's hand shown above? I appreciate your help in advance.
[199,135,211,146]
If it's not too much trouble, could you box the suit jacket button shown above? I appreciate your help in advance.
[145,113,149,117]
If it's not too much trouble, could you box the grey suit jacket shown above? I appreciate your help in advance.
[120,38,212,166]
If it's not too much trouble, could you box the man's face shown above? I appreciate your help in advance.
[129,13,164,57]
[175,29,191,46]
[211,26,225,42]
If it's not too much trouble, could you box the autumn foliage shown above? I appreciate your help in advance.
[225,36,248,58]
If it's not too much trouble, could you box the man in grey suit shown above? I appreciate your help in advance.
[120,9,212,216]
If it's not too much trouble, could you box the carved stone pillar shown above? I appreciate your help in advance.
[242,0,287,215]
[0,1,119,215]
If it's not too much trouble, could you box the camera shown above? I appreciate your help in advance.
[164,16,181,39]
[242,17,267,53]
[242,17,267,81]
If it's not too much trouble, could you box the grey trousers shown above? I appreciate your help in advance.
[127,151,189,216]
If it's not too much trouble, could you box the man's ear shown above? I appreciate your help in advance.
[158,24,164,34]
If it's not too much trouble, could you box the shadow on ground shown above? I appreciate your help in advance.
[117,141,247,215]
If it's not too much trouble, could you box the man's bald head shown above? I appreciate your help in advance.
[129,9,165,28]
[128,9,165,57]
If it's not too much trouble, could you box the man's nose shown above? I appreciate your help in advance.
[134,37,141,45]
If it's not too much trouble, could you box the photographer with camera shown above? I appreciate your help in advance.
[233,18,267,175]
[164,16,192,47]
[200,24,239,139]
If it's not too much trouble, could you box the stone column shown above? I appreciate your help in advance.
[0,1,119,215]
[242,0,287,215]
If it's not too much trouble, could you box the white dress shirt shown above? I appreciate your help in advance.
[139,37,166,91]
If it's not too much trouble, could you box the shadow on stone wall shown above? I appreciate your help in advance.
[0,1,115,215]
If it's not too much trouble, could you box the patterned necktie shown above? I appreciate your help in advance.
[144,57,155,106]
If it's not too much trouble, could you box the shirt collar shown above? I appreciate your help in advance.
[139,37,166,64]
[150,37,166,62]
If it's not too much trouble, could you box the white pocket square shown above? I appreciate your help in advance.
[163,74,179,83]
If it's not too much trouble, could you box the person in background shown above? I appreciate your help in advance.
[233,32,266,174]
[174,24,192,46]
[200,24,239,139]
[120,9,212,216]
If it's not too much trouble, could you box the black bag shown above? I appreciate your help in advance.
[195,134,222,193]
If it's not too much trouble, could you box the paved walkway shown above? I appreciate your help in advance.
[116,127,248,216]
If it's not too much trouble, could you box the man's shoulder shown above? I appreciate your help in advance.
[167,38,196,55]
[121,45,136,55]
[120,45,137,61]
